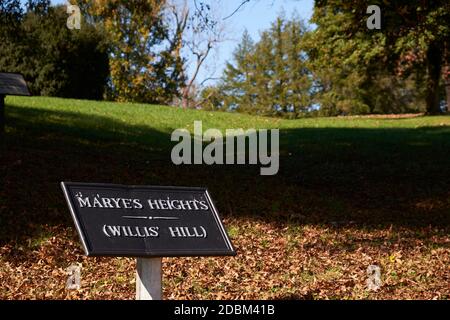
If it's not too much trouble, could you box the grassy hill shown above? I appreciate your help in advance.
[1,96,449,299]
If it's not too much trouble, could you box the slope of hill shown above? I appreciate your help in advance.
[1,96,449,299]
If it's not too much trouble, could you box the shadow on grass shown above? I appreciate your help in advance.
[1,103,449,245]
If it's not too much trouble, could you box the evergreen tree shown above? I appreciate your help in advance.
[252,30,275,114]
[282,17,311,116]
[220,30,256,112]
[216,14,312,117]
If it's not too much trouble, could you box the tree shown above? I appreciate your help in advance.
[309,0,450,114]
[0,1,25,73]
[305,3,423,115]
[215,14,312,117]
[220,30,256,112]
[0,2,109,99]
[79,0,185,104]
[167,0,226,109]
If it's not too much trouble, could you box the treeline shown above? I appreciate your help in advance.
[1,1,449,116]
[202,3,450,116]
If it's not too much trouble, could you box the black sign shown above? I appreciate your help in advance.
[61,182,235,257]
[0,72,30,96]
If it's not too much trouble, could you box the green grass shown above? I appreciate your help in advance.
[6,95,450,132]
[6,96,450,154]
[2,95,450,236]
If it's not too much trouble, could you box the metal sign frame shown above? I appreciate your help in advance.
[61,182,236,257]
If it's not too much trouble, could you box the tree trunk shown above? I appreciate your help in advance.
[0,95,5,134]
[425,42,443,115]
[445,79,450,113]
[443,59,450,113]
[181,87,189,109]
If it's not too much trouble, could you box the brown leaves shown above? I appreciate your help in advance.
[0,220,449,299]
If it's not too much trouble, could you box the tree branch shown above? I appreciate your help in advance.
[223,0,251,20]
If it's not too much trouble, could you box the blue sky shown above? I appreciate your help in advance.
[52,0,314,85]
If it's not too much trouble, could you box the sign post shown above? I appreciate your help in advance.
[61,182,235,300]
[136,258,162,300]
